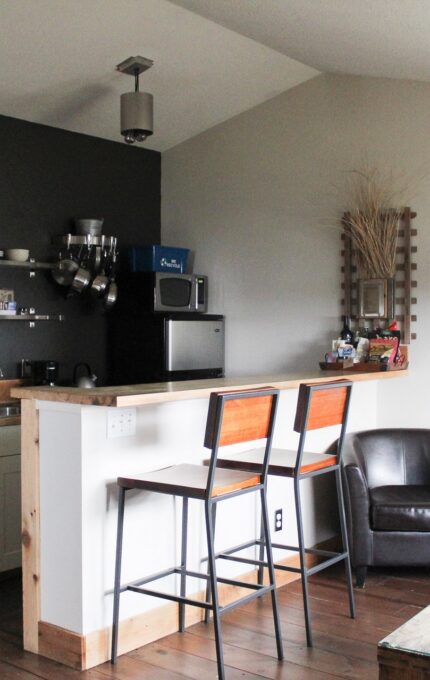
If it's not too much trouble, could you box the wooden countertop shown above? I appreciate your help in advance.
[10,368,408,408]
[0,379,25,426]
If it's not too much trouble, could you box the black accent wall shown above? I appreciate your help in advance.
[0,115,161,385]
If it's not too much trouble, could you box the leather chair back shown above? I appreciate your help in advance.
[343,429,430,489]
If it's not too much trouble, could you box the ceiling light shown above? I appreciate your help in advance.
[116,56,154,144]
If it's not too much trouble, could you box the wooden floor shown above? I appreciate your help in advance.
[0,565,429,679]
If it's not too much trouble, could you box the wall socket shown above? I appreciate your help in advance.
[274,508,283,532]
[107,408,137,438]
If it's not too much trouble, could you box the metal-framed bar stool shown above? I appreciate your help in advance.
[111,387,284,680]
[214,380,356,647]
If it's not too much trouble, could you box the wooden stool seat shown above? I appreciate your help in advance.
[216,447,338,477]
[118,463,261,498]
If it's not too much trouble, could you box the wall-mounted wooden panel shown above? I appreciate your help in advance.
[342,208,417,343]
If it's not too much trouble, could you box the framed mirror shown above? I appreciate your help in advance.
[358,278,393,318]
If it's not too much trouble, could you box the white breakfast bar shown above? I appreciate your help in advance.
[12,368,407,670]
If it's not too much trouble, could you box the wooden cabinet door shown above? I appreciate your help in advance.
[0,454,21,571]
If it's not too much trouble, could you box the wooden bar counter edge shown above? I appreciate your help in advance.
[11,368,408,670]
[12,366,408,407]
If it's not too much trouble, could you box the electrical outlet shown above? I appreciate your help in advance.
[274,508,283,532]
[107,408,136,438]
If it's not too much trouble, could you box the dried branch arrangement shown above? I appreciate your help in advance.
[343,167,408,279]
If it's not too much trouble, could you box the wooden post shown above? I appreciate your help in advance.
[403,207,411,344]
[20,398,40,653]
[342,213,352,318]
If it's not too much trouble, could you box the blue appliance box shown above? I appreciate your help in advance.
[128,245,190,273]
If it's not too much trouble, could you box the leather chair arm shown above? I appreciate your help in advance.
[342,463,373,566]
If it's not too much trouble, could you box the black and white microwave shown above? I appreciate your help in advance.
[118,272,208,313]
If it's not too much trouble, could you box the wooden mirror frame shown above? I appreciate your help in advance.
[358,278,392,319]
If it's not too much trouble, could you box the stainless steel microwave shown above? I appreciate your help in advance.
[115,272,208,315]
[153,272,207,313]
[114,271,208,314]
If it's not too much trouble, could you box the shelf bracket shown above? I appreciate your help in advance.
[29,258,36,278]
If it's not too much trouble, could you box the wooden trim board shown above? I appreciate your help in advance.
[38,621,84,670]
[37,538,338,670]
[21,398,40,654]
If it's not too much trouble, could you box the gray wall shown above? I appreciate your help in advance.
[162,73,429,426]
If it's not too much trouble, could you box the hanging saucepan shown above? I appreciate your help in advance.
[104,242,118,308]
[71,235,93,293]
[90,242,110,296]
[51,235,79,287]
[92,235,105,274]
[104,279,118,308]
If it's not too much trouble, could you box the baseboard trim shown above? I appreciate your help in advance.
[37,536,340,670]
[38,621,85,670]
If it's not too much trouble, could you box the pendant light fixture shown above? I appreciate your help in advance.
[116,56,154,144]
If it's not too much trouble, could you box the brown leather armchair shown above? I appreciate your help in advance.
[341,429,430,587]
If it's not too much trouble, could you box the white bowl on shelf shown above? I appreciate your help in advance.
[5,249,30,262]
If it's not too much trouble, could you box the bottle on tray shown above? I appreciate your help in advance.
[340,316,354,344]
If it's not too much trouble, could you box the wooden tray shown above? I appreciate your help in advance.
[319,361,408,372]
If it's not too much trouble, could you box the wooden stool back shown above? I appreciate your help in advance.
[204,387,280,497]
[294,382,350,433]
[205,390,276,447]
[293,381,353,473]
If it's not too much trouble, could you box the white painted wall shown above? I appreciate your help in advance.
[162,73,429,425]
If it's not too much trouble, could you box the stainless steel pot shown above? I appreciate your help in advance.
[104,280,118,308]
[92,237,105,273]
[71,236,92,293]
[75,218,104,236]
[104,243,118,308]
[51,235,79,287]
[91,245,109,296]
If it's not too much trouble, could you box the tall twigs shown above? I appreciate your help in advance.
[343,167,407,279]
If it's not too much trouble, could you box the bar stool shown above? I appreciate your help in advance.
[214,380,356,647]
[111,388,284,680]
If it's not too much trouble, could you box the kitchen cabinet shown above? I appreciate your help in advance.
[0,425,21,572]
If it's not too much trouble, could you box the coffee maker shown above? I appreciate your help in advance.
[21,359,59,386]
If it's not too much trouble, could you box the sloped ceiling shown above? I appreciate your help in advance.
[172,0,430,81]
[0,0,318,151]
[1,1,428,152]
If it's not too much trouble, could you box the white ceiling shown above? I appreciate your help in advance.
[172,0,430,81]
[1,1,429,152]
[0,0,317,152]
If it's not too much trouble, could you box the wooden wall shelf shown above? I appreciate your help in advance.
[341,207,417,343]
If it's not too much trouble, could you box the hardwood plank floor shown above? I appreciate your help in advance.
[0,565,428,679]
